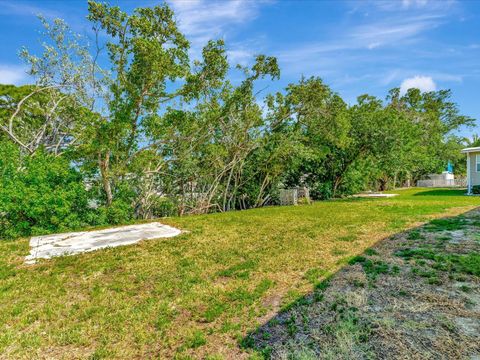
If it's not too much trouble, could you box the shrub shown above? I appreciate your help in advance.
[472,185,480,194]
[297,196,311,205]
[97,199,134,225]
[311,181,333,200]
[150,196,178,217]
[0,142,94,239]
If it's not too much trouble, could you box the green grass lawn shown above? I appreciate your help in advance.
[0,188,479,359]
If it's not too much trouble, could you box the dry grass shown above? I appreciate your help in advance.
[0,188,479,359]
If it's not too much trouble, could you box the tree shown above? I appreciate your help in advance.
[0,84,96,156]
[82,1,192,206]
[387,88,474,182]
[0,15,99,156]
[268,77,350,198]
[464,134,480,147]
[144,48,280,213]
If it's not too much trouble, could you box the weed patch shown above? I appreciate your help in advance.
[424,217,468,232]
[407,230,425,240]
[184,330,207,349]
[304,268,327,285]
[348,256,393,282]
[396,248,480,276]
[217,259,257,279]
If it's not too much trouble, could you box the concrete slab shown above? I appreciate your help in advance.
[353,193,399,198]
[25,222,181,264]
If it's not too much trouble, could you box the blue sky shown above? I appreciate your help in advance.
[0,0,479,135]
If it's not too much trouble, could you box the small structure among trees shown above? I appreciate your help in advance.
[279,187,310,206]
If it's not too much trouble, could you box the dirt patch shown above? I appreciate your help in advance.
[246,209,480,359]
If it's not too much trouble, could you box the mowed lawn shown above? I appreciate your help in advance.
[0,188,479,359]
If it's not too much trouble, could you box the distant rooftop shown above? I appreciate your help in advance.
[461,147,480,153]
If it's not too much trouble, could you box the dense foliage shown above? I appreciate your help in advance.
[0,1,474,238]
[0,142,94,238]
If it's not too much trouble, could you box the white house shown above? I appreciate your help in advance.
[461,146,480,194]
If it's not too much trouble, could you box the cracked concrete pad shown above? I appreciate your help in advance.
[25,222,181,264]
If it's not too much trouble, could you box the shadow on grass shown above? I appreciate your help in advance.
[413,189,467,196]
[241,209,480,359]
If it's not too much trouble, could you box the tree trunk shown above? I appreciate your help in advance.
[379,178,387,191]
[332,175,342,198]
[99,152,113,206]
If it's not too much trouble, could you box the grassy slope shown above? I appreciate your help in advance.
[0,188,479,359]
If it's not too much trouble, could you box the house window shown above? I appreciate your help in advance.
[477,154,480,172]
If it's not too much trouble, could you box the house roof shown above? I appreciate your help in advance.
[461,147,480,153]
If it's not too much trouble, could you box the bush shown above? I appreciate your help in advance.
[150,196,178,217]
[0,142,94,239]
[472,185,480,194]
[310,181,333,200]
[297,196,311,205]
[104,199,135,225]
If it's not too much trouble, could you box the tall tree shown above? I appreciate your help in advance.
[144,48,280,213]
[84,1,191,206]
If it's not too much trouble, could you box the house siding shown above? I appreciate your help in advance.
[468,151,480,186]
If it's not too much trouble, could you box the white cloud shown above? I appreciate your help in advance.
[380,70,401,86]
[273,0,459,83]
[382,70,461,87]
[227,48,253,66]
[402,0,429,9]
[400,75,436,94]
[275,13,444,76]
[168,0,272,66]
[276,5,449,70]
[0,65,28,85]
[0,2,60,19]
[169,0,265,47]
[371,0,452,12]
[352,14,444,50]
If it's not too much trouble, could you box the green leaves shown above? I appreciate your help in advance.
[0,142,93,239]
[183,40,229,100]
